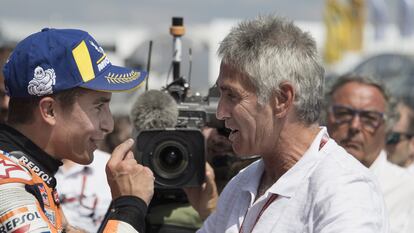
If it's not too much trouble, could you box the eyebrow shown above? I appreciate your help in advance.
[93,96,111,105]
[332,105,384,113]
[216,81,235,93]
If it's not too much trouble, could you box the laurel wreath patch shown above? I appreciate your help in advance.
[105,71,140,84]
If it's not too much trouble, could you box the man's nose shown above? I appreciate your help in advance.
[349,113,362,131]
[216,98,229,120]
[101,110,114,134]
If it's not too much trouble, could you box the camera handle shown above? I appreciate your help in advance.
[166,17,190,103]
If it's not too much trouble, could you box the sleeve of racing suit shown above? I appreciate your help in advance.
[98,196,147,233]
[0,183,53,232]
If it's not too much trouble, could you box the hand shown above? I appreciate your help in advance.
[106,138,154,206]
[63,225,88,233]
[61,210,87,232]
[184,162,218,220]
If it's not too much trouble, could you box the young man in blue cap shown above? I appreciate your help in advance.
[0,28,153,233]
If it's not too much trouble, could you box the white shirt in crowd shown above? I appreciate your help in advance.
[370,151,414,233]
[198,128,388,233]
[55,150,112,233]
[407,163,414,174]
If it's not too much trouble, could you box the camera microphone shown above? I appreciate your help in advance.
[130,89,179,132]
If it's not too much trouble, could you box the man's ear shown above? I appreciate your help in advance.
[273,82,295,118]
[38,97,57,126]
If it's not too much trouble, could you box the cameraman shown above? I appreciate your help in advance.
[0,28,153,233]
[130,90,218,232]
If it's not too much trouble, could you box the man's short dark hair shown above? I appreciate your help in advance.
[7,87,86,125]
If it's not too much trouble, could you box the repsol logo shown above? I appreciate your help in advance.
[0,212,41,233]
[18,156,53,185]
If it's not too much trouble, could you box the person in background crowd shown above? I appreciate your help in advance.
[0,28,153,233]
[189,15,388,233]
[56,151,112,232]
[0,77,8,123]
[326,74,414,233]
[203,127,259,192]
[0,43,12,123]
[100,115,132,154]
[386,98,414,172]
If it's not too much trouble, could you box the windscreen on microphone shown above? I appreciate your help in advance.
[130,90,178,132]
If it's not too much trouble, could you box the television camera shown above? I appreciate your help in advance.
[135,17,226,189]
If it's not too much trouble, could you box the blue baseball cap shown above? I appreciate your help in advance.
[3,28,147,97]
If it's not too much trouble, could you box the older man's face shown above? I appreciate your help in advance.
[327,81,387,167]
[216,63,276,157]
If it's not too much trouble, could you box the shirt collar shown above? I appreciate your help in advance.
[268,127,330,198]
[369,150,387,172]
[240,159,264,194]
[0,124,63,187]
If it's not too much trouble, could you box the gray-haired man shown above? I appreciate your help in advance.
[189,15,388,233]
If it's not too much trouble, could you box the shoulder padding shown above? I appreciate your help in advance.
[0,152,33,185]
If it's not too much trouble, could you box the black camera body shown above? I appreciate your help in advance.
[136,128,205,188]
[135,84,225,189]
[176,90,223,129]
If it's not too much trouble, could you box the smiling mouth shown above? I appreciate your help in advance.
[229,129,239,141]
[230,129,239,134]
[90,139,102,149]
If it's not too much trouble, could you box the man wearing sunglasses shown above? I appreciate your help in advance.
[326,74,414,233]
[386,100,414,173]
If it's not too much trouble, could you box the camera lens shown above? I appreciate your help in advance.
[152,140,189,179]
[160,146,182,167]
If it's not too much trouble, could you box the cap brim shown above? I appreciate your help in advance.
[80,65,147,92]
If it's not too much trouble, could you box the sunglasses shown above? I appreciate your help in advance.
[386,132,414,145]
[330,105,385,133]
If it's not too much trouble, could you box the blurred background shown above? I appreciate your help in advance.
[1,0,413,114]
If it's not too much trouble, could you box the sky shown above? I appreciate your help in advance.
[0,0,326,88]
[0,0,403,114]
[0,0,326,28]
